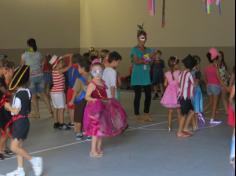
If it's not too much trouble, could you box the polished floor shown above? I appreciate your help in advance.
[0,91,234,176]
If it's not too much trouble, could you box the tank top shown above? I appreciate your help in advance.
[51,70,65,93]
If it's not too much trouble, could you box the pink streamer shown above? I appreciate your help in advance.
[147,0,156,16]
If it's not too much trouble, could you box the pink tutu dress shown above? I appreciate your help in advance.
[161,71,180,108]
[83,81,128,137]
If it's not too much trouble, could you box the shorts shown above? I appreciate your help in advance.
[43,72,52,85]
[51,92,66,109]
[67,88,75,109]
[12,118,30,141]
[179,98,194,116]
[29,75,44,94]
[74,99,87,123]
[207,84,221,96]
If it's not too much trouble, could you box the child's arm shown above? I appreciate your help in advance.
[58,54,73,74]
[85,83,96,102]
[4,102,20,115]
[69,79,82,105]
[110,87,116,98]
[164,76,168,88]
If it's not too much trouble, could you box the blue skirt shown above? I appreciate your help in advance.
[193,86,203,113]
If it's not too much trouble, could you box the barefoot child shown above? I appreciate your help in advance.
[177,55,197,138]
[50,54,72,130]
[161,57,181,132]
[83,59,127,158]
[69,57,91,140]
[4,65,43,176]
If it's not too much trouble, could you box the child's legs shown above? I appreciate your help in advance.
[176,108,181,124]
[177,116,186,134]
[204,95,213,112]
[58,108,65,124]
[69,109,74,124]
[184,111,195,131]
[53,108,59,123]
[168,109,174,128]
[159,83,164,95]
[40,92,53,114]
[0,135,7,153]
[74,123,82,133]
[91,136,98,153]
[97,137,103,152]
[11,139,32,163]
[31,95,39,114]
[212,95,220,119]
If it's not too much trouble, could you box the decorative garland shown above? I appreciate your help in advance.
[205,0,222,15]
[147,0,156,16]
[162,0,166,28]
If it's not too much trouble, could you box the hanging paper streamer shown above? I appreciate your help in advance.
[147,0,156,16]
[162,0,166,28]
[205,0,222,15]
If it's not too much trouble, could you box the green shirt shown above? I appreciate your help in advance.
[130,46,153,86]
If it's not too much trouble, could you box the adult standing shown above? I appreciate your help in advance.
[21,38,52,118]
[130,25,156,123]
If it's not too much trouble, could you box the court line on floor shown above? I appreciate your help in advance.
[1,118,173,162]
[1,115,223,162]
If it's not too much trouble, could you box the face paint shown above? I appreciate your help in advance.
[91,68,103,78]
[139,35,146,42]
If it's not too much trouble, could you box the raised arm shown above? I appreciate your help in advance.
[59,54,73,73]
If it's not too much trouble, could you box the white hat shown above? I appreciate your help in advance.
[49,55,62,68]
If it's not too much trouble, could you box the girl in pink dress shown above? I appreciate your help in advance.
[161,57,181,131]
[83,59,127,158]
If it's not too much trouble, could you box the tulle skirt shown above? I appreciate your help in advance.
[83,98,128,137]
[161,84,180,108]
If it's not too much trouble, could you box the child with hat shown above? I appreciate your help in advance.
[50,54,72,130]
[4,65,43,176]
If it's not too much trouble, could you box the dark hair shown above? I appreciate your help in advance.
[3,60,15,69]
[157,50,162,55]
[182,55,197,70]
[108,51,122,63]
[193,55,201,65]
[207,52,219,63]
[219,51,228,70]
[78,57,91,73]
[83,52,90,59]
[27,38,37,52]
[168,56,179,80]
[72,53,82,64]
[100,49,110,58]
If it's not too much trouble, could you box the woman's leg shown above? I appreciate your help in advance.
[144,85,152,114]
[212,95,220,120]
[221,88,229,114]
[204,95,213,113]
[133,86,142,116]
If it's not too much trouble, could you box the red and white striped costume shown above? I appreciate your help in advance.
[178,70,194,100]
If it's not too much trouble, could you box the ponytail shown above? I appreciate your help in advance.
[27,38,37,52]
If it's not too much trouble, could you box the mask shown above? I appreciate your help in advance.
[91,69,103,78]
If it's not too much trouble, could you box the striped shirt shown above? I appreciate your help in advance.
[179,70,194,100]
[51,70,65,93]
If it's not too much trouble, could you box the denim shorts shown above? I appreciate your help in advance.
[29,75,44,94]
[207,84,221,96]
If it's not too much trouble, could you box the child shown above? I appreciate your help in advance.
[0,59,12,160]
[161,57,181,132]
[204,48,223,124]
[177,55,196,138]
[66,54,81,127]
[42,54,52,96]
[192,56,205,130]
[83,59,127,158]
[50,54,72,130]
[4,65,43,176]
[152,50,165,100]
[69,57,91,141]
[102,51,122,99]
[100,49,110,67]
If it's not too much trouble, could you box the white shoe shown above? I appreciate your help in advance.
[31,157,43,176]
[6,169,25,176]
[210,119,222,125]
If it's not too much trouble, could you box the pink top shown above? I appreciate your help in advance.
[165,70,180,85]
[204,65,220,85]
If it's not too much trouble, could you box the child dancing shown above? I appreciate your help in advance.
[83,59,127,158]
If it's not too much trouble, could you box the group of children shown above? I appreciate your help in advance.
[0,45,235,175]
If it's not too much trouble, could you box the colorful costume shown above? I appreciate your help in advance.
[161,71,180,108]
[83,81,127,137]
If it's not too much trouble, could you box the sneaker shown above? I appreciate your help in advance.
[210,119,222,125]
[6,169,25,176]
[0,153,5,160]
[31,157,43,176]
[59,124,71,130]
[85,136,92,141]
[68,123,75,128]
[53,122,60,129]
[76,133,83,141]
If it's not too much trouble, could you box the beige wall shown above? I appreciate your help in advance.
[0,0,80,49]
[80,0,235,48]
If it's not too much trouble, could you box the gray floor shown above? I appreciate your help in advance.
[0,91,233,176]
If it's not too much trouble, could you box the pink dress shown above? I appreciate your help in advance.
[161,71,180,108]
[83,81,128,137]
